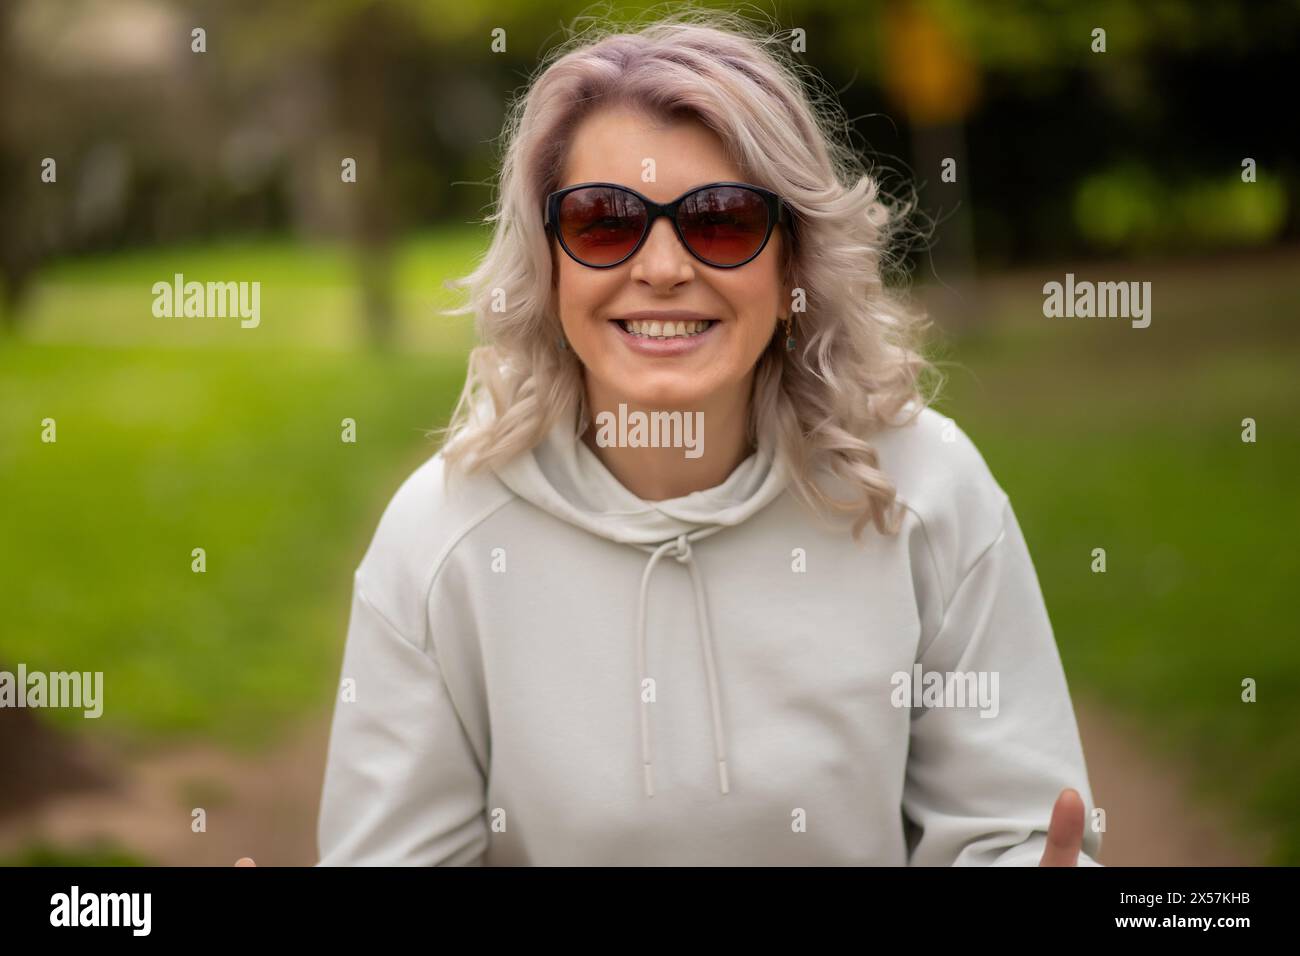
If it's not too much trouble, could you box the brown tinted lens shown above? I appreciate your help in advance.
[677,186,770,265]
[558,187,647,265]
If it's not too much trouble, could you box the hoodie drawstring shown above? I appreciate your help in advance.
[636,530,730,798]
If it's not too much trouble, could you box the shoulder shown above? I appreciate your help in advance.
[868,404,1012,601]
[353,447,518,647]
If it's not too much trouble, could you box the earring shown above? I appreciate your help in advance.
[782,315,795,352]
[558,333,568,350]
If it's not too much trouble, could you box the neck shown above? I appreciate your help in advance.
[581,377,755,501]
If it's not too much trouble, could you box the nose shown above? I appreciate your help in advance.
[629,216,694,291]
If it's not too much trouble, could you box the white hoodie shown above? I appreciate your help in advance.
[316,405,1102,865]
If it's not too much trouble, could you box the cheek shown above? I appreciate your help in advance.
[558,259,607,310]
[555,266,593,326]
[717,273,781,345]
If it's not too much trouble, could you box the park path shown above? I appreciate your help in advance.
[1072,696,1266,865]
[0,694,1269,865]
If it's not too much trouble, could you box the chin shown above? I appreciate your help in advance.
[602,372,715,412]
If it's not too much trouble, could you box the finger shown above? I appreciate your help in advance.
[1039,787,1085,867]
[235,857,257,867]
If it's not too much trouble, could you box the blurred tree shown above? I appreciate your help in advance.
[0,0,33,331]
[882,0,980,327]
[328,2,408,349]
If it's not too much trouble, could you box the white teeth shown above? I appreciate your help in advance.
[622,319,712,338]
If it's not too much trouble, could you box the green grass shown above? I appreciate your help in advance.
[0,840,151,867]
[1,226,486,749]
[0,341,464,749]
[18,227,488,353]
[3,230,1299,861]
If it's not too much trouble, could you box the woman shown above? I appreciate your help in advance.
[313,13,1101,866]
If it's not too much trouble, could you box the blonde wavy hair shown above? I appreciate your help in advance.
[438,5,938,539]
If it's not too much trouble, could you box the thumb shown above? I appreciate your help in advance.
[1039,788,1085,867]
[234,857,257,867]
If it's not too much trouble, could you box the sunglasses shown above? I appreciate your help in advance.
[544,181,789,269]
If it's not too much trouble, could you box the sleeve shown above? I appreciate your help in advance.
[315,581,488,866]
[901,497,1104,866]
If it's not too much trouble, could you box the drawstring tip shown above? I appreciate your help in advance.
[643,764,655,798]
[717,760,730,795]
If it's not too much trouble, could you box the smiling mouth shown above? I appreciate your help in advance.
[614,318,717,339]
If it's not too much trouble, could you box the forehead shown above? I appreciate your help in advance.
[558,104,745,200]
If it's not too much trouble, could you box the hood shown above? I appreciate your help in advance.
[492,406,790,797]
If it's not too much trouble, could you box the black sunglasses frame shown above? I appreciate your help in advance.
[544,181,790,269]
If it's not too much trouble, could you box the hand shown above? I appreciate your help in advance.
[1038,787,1085,866]
[234,857,257,867]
